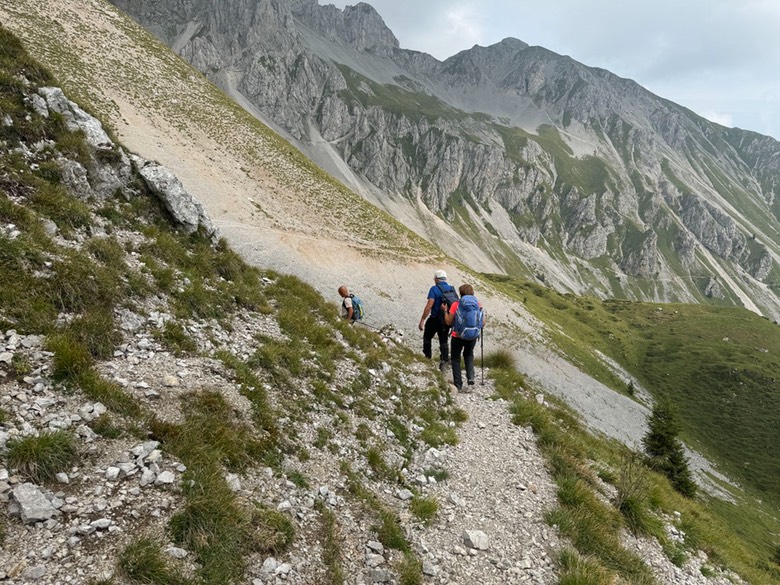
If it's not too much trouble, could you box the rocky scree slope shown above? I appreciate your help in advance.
[110,0,780,319]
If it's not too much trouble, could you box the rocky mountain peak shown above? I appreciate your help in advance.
[292,0,399,54]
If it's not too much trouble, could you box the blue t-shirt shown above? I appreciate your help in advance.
[428,282,454,318]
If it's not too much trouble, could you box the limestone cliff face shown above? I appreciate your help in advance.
[109,0,780,318]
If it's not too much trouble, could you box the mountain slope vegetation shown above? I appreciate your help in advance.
[483,274,780,508]
[0,25,470,582]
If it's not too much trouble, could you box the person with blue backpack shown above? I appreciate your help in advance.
[443,283,485,392]
[338,285,364,323]
[418,270,459,371]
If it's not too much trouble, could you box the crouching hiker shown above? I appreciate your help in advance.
[444,284,485,392]
[338,285,365,323]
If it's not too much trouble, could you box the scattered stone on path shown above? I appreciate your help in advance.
[462,529,490,550]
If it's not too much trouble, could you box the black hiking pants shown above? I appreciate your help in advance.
[450,336,477,390]
[423,316,449,362]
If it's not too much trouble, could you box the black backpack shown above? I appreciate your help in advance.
[436,283,459,320]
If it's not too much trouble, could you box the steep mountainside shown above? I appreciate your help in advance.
[3,6,780,583]
[2,26,764,585]
[109,0,780,319]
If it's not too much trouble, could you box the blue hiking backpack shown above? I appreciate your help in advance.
[348,294,364,321]
[454,295,483,340]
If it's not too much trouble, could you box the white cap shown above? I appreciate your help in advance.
[434,270,447,280]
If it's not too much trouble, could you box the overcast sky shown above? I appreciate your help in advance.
[326,0,780,140]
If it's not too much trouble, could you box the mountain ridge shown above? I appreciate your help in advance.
[105,0,780,320]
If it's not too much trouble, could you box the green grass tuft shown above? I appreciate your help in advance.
[7,430,79,483]
[250,504,296,554]
[374,509,409,552]
[90,413,122,439]
[419,421,458,447]
[118,537,187,585]
[154,321,198,356]
[396,553,423,585]
[557,547,613,585]
[78,370,143,417]
[315,500,345,585]
[48,333,94,381]
[480,348,516,370]
[409,496,439,525]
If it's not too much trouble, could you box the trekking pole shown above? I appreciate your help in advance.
[480,324,484,385]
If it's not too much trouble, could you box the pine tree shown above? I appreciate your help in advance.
[642,401,697,498]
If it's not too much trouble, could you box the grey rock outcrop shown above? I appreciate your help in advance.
[133,156,216,237]
[37,86,133,199]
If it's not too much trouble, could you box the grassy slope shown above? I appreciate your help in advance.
[4,14,777,582]
[488,275,780,497]
[13,0,773,522]
[484,274,780,562]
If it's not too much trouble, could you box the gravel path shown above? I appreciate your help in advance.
[411,378,561,584]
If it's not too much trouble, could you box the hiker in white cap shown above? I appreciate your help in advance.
[418,269,458,371]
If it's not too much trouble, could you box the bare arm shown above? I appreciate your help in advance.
[419,298,434,330]
[443,303,454,327]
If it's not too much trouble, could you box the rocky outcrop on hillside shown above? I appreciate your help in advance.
[34,86,133,201]
[108,0,780,320]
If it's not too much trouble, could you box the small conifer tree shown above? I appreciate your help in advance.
[642,401,697,498]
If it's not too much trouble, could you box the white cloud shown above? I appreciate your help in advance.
[443,6,483,47]
[700,111,734,128]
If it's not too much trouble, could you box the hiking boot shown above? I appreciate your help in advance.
[467,379,475,386]
[439,360,448,372]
